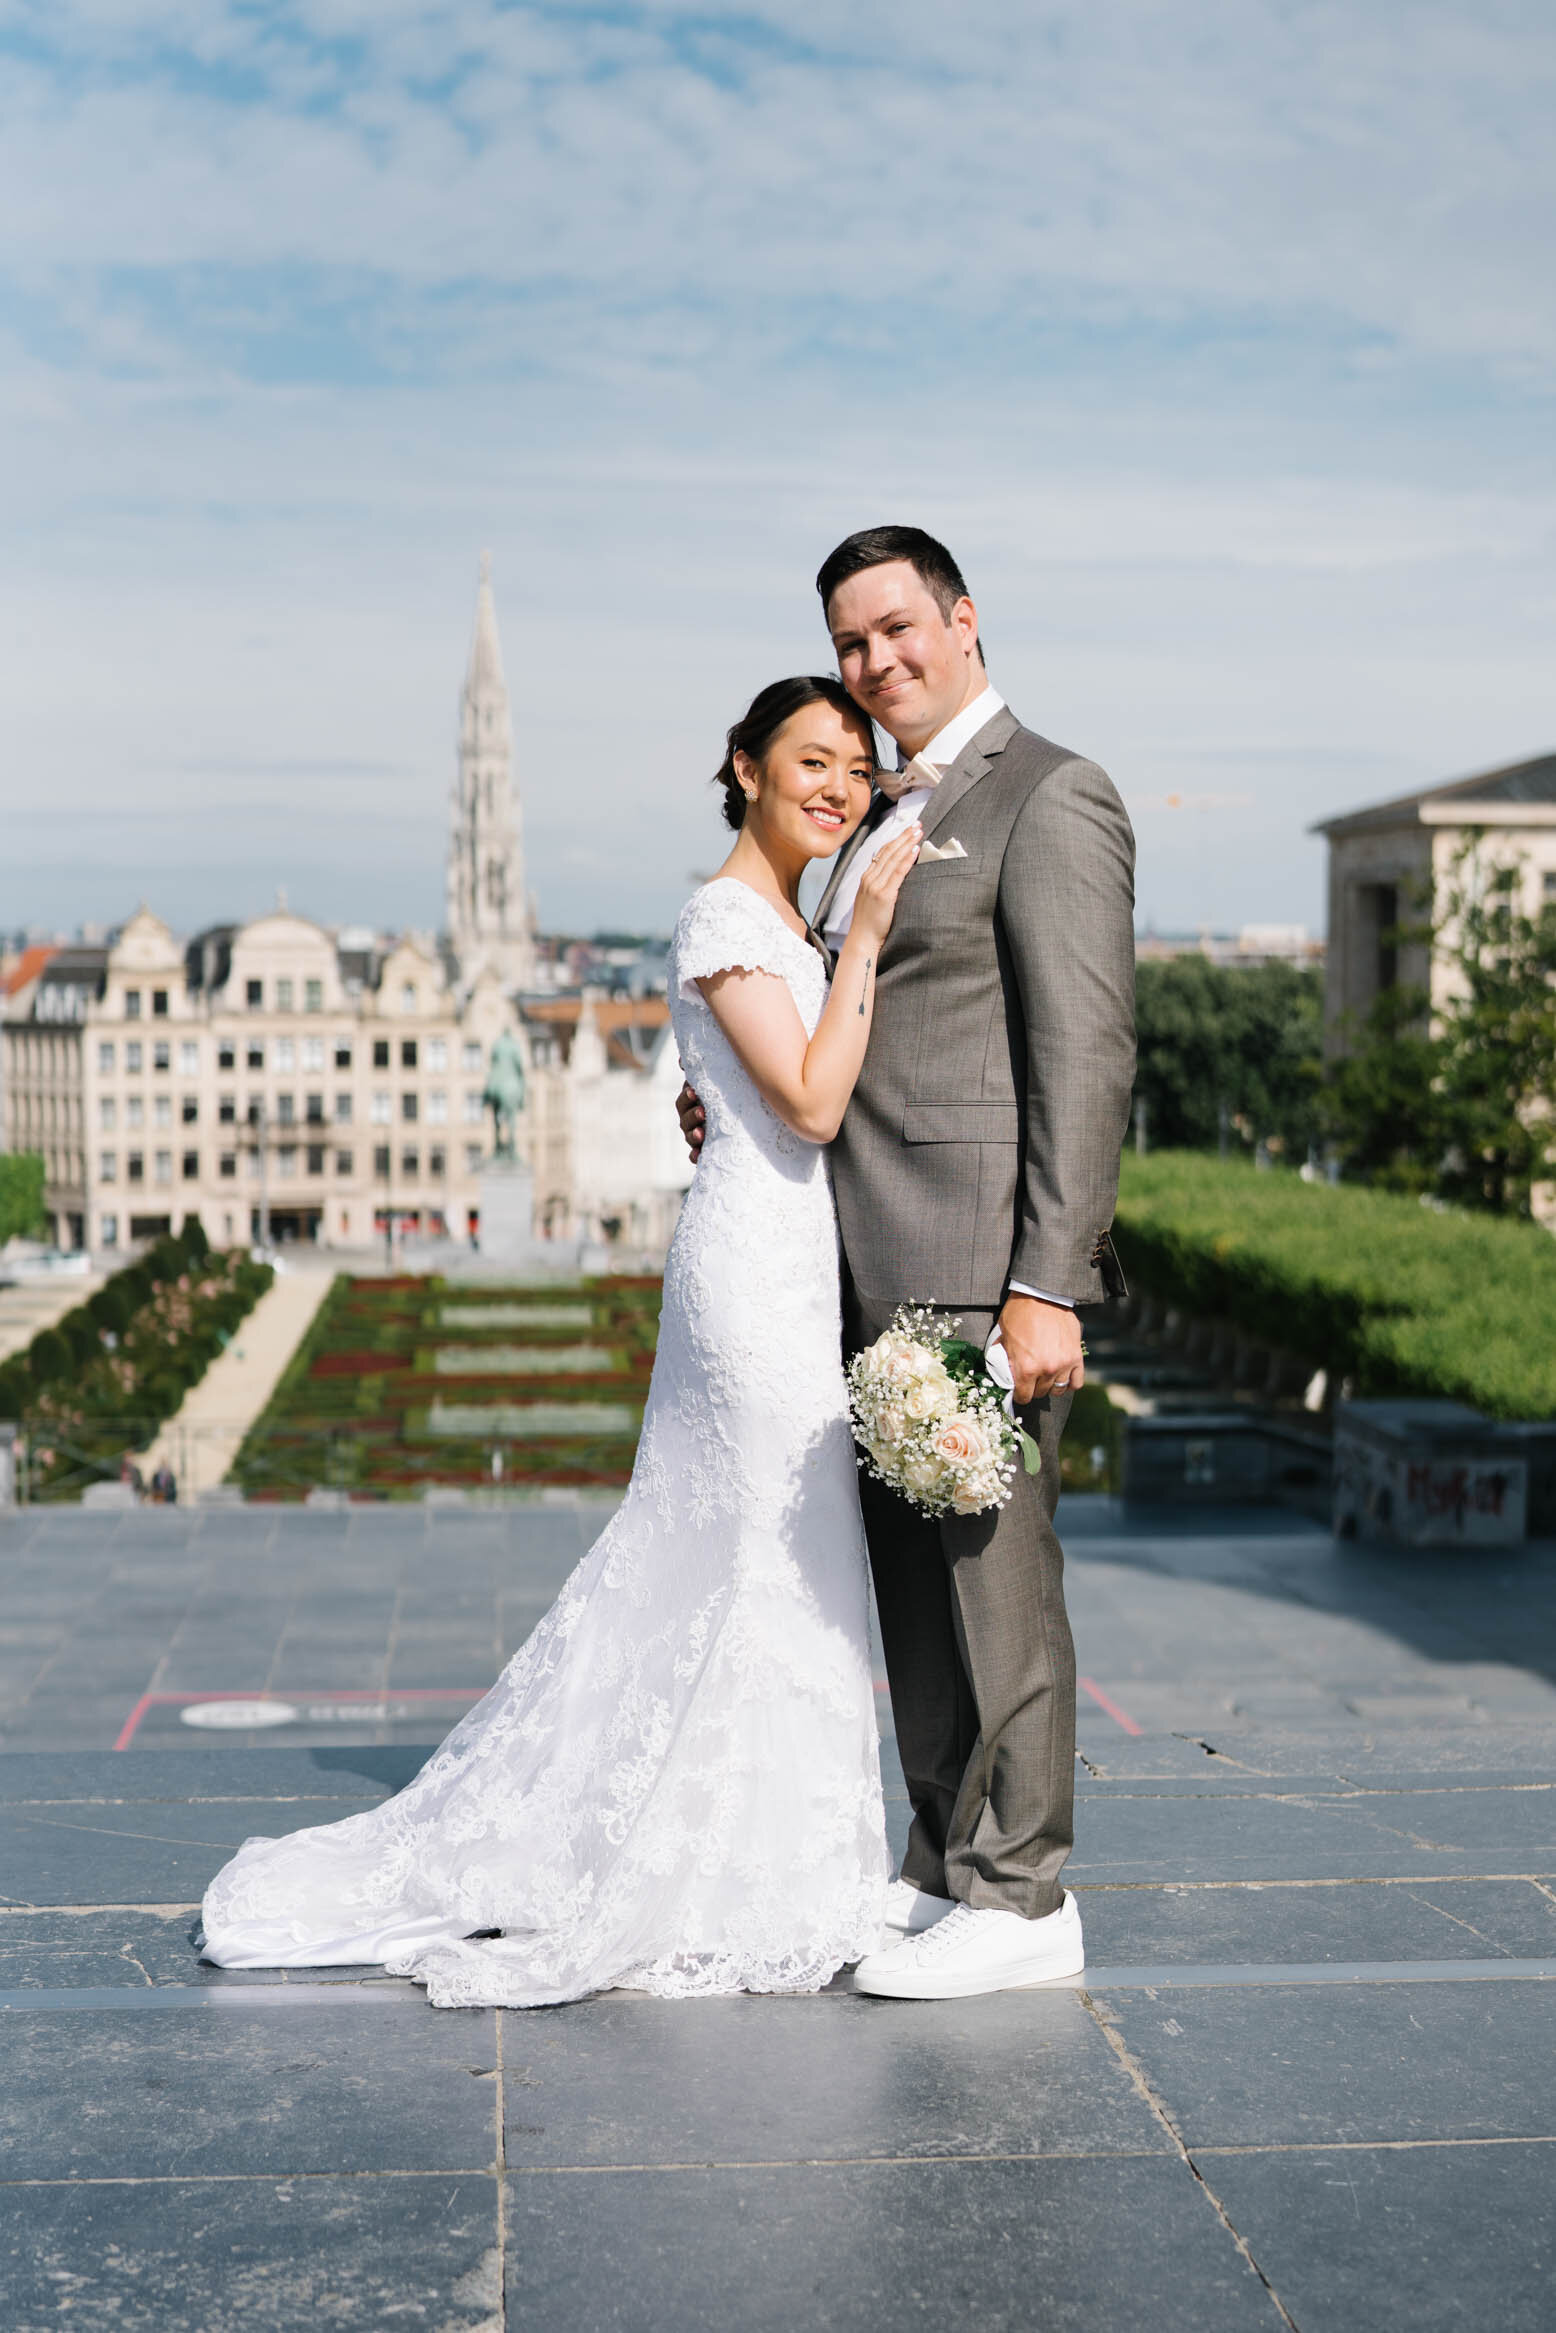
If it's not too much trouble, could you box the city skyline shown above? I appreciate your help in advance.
[3,3,1551,941]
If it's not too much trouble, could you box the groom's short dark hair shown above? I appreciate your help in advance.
[816,526,972,624]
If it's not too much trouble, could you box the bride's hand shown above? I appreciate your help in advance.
[848,825,923,948]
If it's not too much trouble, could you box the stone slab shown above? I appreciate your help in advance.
[0,2175,500,2333]
[0,1796,384,1906]
[1074,1878,1556,1967]
[503,2157,1277,2332]
[500,1990,1170,2168]
[1203,2141,1556,2333]
[1099,1980,1556,2147]
[0,1996,498,2179]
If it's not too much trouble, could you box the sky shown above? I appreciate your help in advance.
[2,0,1552,943]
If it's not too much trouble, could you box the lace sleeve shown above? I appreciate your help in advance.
[673,882,794,1003]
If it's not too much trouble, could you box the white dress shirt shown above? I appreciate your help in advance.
[821,684,1076,1317]
[822,684,1005,944]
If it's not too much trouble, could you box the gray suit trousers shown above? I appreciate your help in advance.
[847,1287,1076,1921]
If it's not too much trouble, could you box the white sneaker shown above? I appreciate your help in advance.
[853,1892,1084,1999]
[879,1877,957,1950]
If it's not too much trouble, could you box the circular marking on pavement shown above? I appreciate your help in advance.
[180,1699,299,1730]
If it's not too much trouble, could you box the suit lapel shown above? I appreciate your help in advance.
[917,705,1019,844]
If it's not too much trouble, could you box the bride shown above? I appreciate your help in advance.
[200,676,923,2008]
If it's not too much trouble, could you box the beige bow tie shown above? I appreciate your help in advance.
[875,752,943,804]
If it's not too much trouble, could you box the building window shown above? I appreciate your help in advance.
[97,1041,115,1074]
[1544,872,1556,901]
[427,1090,448,1125]
[124,989,142,1019]
[153,1041,170,1072]
[219,1153,237,1179]
[125,1041,143,1074]
[100,1214,118,1246]
[334,1093,353,1124]
[218,1039,236,1071]
[276,979,294,1011]
[305,979,323,1012]
[429,1145,446,1177]
[335,1148,354,1176]
[152,989,169,1018]
[401,1038,418,1069]
[305,1094,324,1125]
[182,1151,199,1180]
[246,1099,261,1127]
[463,1091,483,1124]
[461,1042,482,1073]
[99,1098,116,1131]
[334,1039,352,1069]
[400,983,417,1012]
[154,1096,172,1129]
[126,1096,144,1130]
[464,1143,483,1173]
[274,1036,295,1072]
[181,1096,198,1125]
[401,1147,419,1179]
[373,1144,391,1178]
[246,979,263,1010]
[128,1152,144,1183]
[276,1094,295,1126]
[179,1041,199,1075]
[371,1091,391,1125]
[246,1150,261,1179]
[154,1150,172,1184]
[218,1095,236,1125]
[277,1145,297,1177]
[426,1037,448,1071]
[307,1144,326,1177]
[401,1092,418,1123]
[246,1039,264,1070]
[301,1035,324,1072]
[373,1038,390,1069]
[99,1151,117,1182]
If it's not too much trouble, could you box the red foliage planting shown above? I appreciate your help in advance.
[310,1350,416,1377]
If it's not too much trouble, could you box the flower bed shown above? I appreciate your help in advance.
[231,1274,663,1499]
[1113,1152,1556,1420]
[0,1223,274,1497]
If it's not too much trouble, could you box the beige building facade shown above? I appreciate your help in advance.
[1315,749,1556,1040]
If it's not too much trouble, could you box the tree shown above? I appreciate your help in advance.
[0,1154,47,1244]
[1325,845,1556,1215]
[1132,958,1324,1158]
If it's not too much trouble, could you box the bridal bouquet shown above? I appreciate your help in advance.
[846,1305,1041,1519]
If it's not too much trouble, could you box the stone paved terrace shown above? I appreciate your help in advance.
[1,1495,1553,2330]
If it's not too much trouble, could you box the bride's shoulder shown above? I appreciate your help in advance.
[672,881,796,1000]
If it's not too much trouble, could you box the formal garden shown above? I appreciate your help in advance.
[230,1273,664,1498]
[0,1221,274,1499]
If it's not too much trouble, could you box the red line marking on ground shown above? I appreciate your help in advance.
[113,1687,486,1752]
[1077,1676,1143,1735]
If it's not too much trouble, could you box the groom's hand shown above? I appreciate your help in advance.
[997,1293,1084,1405]
[676,1081,706,1163]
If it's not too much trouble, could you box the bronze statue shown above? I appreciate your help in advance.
[481,1027,527,1159]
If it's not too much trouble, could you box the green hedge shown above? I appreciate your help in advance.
[1113,1151,1556,1421]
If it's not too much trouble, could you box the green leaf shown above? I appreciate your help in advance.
[1020,1429,1043,1476]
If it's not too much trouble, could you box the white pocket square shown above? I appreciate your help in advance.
[915,835,967,863]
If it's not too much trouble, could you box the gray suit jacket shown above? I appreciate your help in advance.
[814,707,1136,1312]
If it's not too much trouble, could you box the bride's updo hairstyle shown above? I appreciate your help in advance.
[713,676,877,830]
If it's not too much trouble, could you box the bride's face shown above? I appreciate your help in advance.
[735,702,875,863]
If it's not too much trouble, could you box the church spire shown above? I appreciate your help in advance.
[446,555,533,989]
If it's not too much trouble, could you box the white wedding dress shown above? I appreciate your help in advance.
[200,879,889,2007]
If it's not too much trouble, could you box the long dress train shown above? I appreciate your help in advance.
[199,879,889,2007]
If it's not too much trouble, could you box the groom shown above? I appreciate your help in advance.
[684,526,1136,1996]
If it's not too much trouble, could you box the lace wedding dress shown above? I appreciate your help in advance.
[200,879,889,2007]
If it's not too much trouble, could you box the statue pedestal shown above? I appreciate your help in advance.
[444,1156,585,1282]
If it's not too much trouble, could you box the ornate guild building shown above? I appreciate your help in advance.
[3,560,691,1261]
